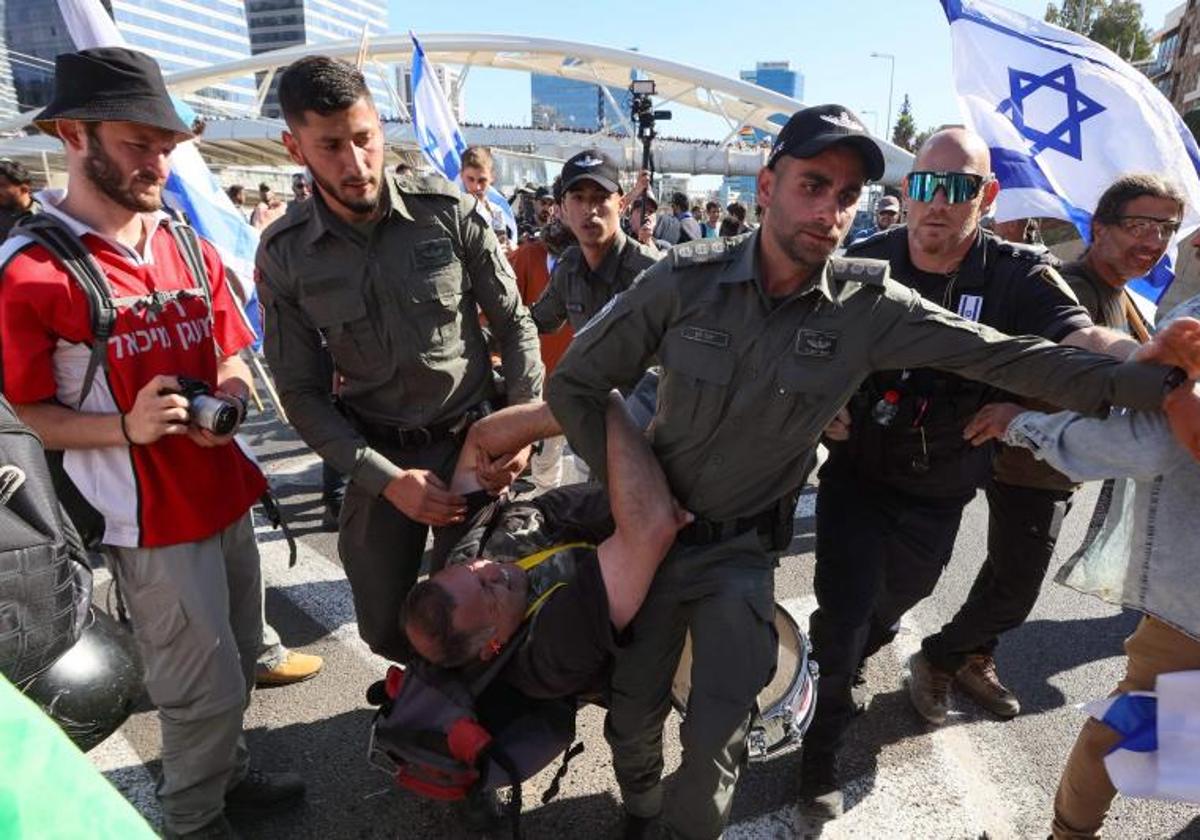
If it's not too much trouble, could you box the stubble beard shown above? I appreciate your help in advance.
[310,166,381,216]
[83,142,163,213]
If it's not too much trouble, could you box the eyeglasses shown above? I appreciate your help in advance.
[905,171,987,204]
[1116,215,1181,240]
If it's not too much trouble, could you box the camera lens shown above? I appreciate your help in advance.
[191,394,240,436]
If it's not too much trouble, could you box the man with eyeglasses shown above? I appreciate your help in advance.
[802,128,1193,819]
[547,110,1200,838]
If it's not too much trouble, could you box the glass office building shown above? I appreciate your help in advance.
[531,71,633,132]
[246,0,394,118]
[4,0,256,116]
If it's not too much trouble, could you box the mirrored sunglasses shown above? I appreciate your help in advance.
[906,171,986,204]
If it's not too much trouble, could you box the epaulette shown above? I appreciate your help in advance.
[257,202,310,247]
[670,237,736,269]
[828,256,890,286]
[401,172,461,200]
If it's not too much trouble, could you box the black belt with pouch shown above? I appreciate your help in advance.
[351,401,494,449]
[677,488,801,551]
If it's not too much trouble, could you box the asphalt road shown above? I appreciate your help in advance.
[88,408,1200,840]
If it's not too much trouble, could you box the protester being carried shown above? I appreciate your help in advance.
[402,395,689,700]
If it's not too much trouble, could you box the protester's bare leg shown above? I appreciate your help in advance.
[597,393,688,631]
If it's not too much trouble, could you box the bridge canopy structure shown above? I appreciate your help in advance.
[0,33,913,184]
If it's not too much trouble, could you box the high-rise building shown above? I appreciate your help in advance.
[530,74,633,131]
[724,60,804,206]
[1144,3,1200,117]
[245,0,394,118]
[4,0,256,116]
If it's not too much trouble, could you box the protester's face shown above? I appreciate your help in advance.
[561,181,622,249]
[0,177,27,212]
[292,179,311,202]
[757,146,865,271]
[228,188,244,207]
[461,165,492,199]
[706,206,721,226]
[1091,195,1182,282]
[876,209,898,230]
[80,121,177,213]
[905,140,996,259]
[431,560,528,661]
[536,197,554,225]
[282,97,385,217]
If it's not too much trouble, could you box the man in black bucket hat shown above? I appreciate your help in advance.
[0,47,304,839]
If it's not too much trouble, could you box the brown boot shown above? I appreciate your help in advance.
[906,651,953,725]
[955,653,1020,719]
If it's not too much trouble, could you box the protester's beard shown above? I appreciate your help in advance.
[310,166,380,215]
[83,138,163,213]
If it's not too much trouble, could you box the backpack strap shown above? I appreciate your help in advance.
[14,216,117,409]
[166,220,213,311]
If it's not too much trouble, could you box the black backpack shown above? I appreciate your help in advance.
[0,395,91,686]
[9,214,213,548]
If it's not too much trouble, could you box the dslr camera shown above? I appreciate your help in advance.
[175,376,244,436]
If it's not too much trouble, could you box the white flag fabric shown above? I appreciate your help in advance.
[409,32,518,242]
[55,0,263,344]
[941,0,1200,304]
[1084,670,1200,804]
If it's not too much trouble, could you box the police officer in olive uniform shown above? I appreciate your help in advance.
[530,149,660,335]
[802,128,1166,817]
[256,56,542,663]
[546,106,1188,840]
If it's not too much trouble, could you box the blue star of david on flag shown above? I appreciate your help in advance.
[996,64,1105,159]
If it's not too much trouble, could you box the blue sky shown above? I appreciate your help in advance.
[388,0,1179,141]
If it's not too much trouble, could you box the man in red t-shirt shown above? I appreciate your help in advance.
[0,48,303,839]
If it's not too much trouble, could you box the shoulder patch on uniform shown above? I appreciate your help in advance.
[670,238,734,268]
[258,203,309,247]
[407,173,461,200]
[994,238,1056,265]
[828,256,890,285]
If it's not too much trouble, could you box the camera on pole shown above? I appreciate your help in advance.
[629,79,671,179]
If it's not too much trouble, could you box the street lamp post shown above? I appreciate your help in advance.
[860,108,879,136]
[870,51,895,140]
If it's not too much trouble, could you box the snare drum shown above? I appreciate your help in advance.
[670,602,818,761]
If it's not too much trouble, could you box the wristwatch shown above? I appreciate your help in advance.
[1163,365,1189,396]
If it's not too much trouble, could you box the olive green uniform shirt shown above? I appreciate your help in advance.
[257,172,543,498]
[530,229,660,333]
[547,232,1173,523]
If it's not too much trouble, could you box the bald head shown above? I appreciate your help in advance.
[914,128,991,177]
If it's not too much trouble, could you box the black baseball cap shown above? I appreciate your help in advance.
[767,104,885,181]
[533,185,553,201]
[560,149,622,195]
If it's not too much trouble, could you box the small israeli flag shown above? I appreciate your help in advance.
[1084,669,1200,804]
[409,32,518,242]
[941,0,1200,305]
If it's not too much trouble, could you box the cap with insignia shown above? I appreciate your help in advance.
[560,148,622,195]
[767,104,885,182]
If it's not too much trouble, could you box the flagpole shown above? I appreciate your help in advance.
[871,51,896,138]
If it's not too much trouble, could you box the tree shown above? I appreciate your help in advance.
[892,95,917,152]
[1045,0,1153,61]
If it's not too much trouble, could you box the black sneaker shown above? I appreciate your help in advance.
[224,768,305,814]
[161,815,238,840]
[619,811,662,840]
[798,748,843,820]
[451,788,506,834]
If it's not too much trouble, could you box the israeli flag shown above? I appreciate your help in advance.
[409,32,518,242]
[57,0,263,347]
[942,0,1200,304]
[1083,670,1200,804]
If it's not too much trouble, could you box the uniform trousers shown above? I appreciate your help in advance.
[108,511,262,834]
[922,480,1073,673]
[1052,615,1200,838]
[806,476,971,756]
[337,436,460,662]
[607,529,778,840]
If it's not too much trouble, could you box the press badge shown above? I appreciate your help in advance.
[957,294,984,322]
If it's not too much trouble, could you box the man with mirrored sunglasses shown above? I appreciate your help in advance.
[805,126,1200,819]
